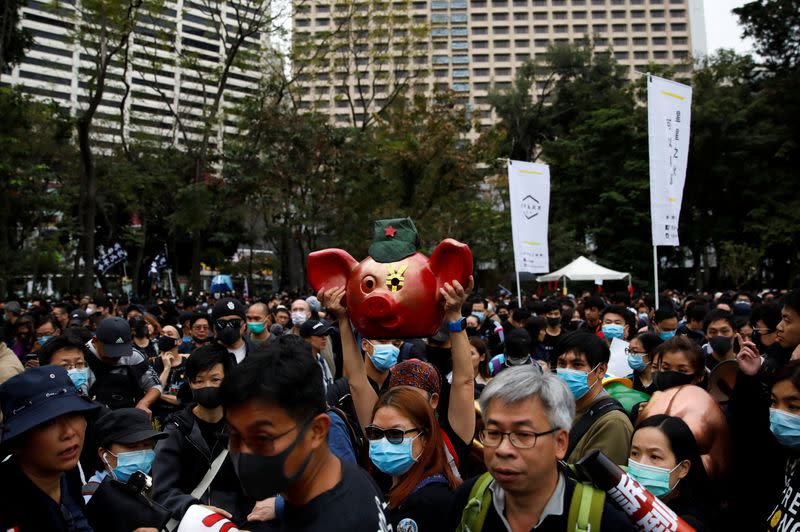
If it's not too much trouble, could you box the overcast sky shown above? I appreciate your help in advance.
[703,0,756,55]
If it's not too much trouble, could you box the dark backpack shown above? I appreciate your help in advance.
[325,377,369,467]
[87,355,143,410]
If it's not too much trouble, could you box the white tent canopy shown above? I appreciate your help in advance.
[536,256,631,283]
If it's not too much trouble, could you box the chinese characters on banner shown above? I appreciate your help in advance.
[648,75,692,247]
[508,160,550,273]
[95,243,128,275]
[608,473,682,531]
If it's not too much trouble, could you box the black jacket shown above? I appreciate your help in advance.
[0,458,92,531]
[151,405,256,526]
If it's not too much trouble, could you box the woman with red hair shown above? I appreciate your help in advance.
[367,386,461,530]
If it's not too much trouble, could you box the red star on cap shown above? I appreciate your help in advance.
[384,225,397,238]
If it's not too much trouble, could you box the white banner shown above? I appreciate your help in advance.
[648,75,692,246]
[508,160,550,273]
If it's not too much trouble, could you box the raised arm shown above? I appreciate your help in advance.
[442,276,476,445]
[319,286,378,430]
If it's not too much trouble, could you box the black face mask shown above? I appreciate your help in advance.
[192,336,210,345]
[546,317,561,328]
[466,326,479,337]
[132,321,148,339]
[709,336,733,356]
[216,326,241,346]
[157,336,178,352]
[193,386,222,409]
[652,370,695,391]
[231,422,312,500]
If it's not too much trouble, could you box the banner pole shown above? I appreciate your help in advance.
[653,246,660,309]
[516,270,522,306]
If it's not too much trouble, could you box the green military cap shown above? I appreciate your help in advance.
[368,217,421,263]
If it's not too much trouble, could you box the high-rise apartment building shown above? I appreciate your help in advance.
[294,0,706,130]
[3,0,272,150]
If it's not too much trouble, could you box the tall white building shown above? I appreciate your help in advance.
[294,0,707,130]
[3,0,274,150]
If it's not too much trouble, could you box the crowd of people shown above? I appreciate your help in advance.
[0,284,799,531]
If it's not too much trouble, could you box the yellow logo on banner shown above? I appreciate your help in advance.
[661,90,685,101]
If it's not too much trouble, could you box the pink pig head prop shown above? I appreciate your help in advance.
[307,218,472,339]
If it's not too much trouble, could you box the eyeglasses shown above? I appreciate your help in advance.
[60,361,86,370]
[215,319,242,330]
[624,348,648,358]
[753,328,774,334]
[365,425,423,444]
[192,324,210,331]
[228,419,309,454]
[479,427,557,449]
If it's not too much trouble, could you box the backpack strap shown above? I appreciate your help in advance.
[567,480,606,532]
[567,396,625,459]
[81,481,102,498]
[456,472,494,532]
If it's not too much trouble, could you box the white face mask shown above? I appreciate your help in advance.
[291,311,308,326]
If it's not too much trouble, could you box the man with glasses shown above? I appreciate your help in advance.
[180,313,213,354]
[449,366,634,531]
[211,298,252,365]
[222,335,390,531]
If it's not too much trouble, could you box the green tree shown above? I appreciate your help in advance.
[0,0,33,73]
[135,0,285,290]
[0,88,75,296]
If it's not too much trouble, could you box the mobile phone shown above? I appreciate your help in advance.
[25,353,38,361]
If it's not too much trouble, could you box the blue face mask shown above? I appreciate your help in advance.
[68,367,89,390]
[627,353,648,372]
[556,366,598,400]
[658,330,676,341]
[770,408,800,448]
[627,459,682,498]
[370,343,399,372]
[602,324,625,340]
[369,436,419,476]
[37,335,52,346]
[472,312,485,323]
[182,335,192,344]
[639,312,649,322]
[106,449,156,482]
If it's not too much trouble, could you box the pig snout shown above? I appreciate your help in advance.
[364,294,394,319]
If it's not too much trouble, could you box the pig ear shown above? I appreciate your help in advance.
[429,239,473,287]
[307,249,358,292]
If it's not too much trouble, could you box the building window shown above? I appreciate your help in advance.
[472,13,488,21]
[495,53,511,61]
[515,38,530,46]
[453,68,469,77]
[514,25,529,33]
[514,12,528,20]
[473,27,488,34]
[612,24,627,32]
[634,51,648,59]
[494,26,509,34]
[495,40,510,48]
[495,67,511,75]
[591,11,606,18]
[671,23,687,31]
[473,67,490,75]
[493,12,509,20]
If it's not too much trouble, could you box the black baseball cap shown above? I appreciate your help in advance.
[96,316,132,358]
[300,319,334,338]
[68,309,89,326]
[95,408,167,448]
[211,298,247,322]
